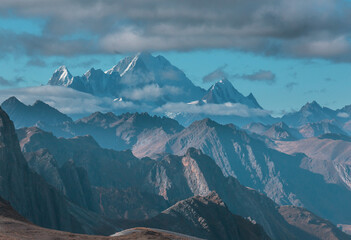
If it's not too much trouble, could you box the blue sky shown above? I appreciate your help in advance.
[1,0,351,116]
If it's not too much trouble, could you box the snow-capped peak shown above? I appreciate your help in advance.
[48,66,73,86]
[120,53,141,76]
[205,78,245,103]
[55,65,68,72]
[202,78,262,109]
[105,52,149,75]
[105,52,171,76]
[213,78,232,88]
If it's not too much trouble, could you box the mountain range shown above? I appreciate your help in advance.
[48,52,205,104]
[2,104,351,239]
[46,52,274,127]
[4,96,351,227]
[2,52,351,239]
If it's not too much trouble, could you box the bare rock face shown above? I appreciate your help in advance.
[140,191,270,240]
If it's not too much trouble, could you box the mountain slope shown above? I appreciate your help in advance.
[140,191,270,240]
[132,118,351,226]
[0,197,195,240]
[279,206,351,240]
[0,107,116,234]
[274,134,351,190]
[244,122,301,141]
[298,120,347,138]
[138,148,339,240]
[16,126,170,220]
[15,126,293,239]
[16,124,350,239]
[74,111,183,151]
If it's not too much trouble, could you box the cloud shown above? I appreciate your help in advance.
[154,102,270,117]
[1,0,351,61]
[202,65,228,83]
[0,85,139,115]
[293,36,350,58]
[120,84,182,101]
[26,58,47,67]
[71,59,101,68]
[235,70,276,84]
[0,30,99,56]
[337,112,350,118]
[51,59,101,69]
[0,76,13,87]
[0,76,25,87]
[304,88,326,94]
[325,77,334,82]
[286,82,298,91]
[0,85,269,119]
[203,66,276,84]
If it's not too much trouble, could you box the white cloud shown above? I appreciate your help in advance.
[295,36,350,58]
[0,86,138,115]
[202,65,228,83]
[337,112,350,118]
[235,70,276,84]
[154,102,270,117]
[0,86,271,119]
[120,84,182,101]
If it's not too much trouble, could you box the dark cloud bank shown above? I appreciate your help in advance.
[0,0,351,61]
